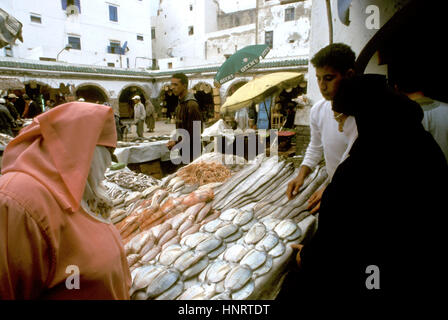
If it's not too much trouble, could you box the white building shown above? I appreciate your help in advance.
[0,0,153,69]
[152,0,311,70]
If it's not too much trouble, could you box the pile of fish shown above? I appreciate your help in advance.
[0,133,13,150]
[123,155,328,300]
[106,168,159,192]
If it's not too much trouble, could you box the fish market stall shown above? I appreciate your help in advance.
[109,152,327,300]
[114,139,172,164]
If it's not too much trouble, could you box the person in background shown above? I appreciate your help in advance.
[132,95,146,138]
[0,98,15,137]
[167,73,202,163]
[286,43,358,214]
[0,102,131,299]
[22,94,41,119]
[234,107,249,131]
[145,98,156,132]
[6,94,20,120]
[248,103,257,129]
[104,102,123,141]
[391,66,448,163]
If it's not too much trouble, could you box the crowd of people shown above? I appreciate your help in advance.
[0,42,447,301]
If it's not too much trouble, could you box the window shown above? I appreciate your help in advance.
[265,31,273,48]
[188,26,194,36]
[190,4,193,11]
[285,7,294,21]
[30,14,42,24]
[168,62,173,69]
[137,35,144,41]
[151,27,156,39]
[109,5,118,22]
[107,62,115,67]
[108,41,121,54]
[4,45,13,57]
[61,0,81,13]
[68,36,81,50]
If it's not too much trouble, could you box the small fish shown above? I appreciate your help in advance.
[261,217,281,231]
[206,260,233,283]
[255,232,279,252]
[180,223,201,238]
[161,235,181,251]
[223,230,243,243]
[240,249,267,270]
[208,242,226,259]
[132,265,164,294]
[268,241,285,258]
[181,256,209,280]
[177,284,207,300]
[201,218,228,233]
[154,281,184,300]
[223,243,248,263]
[140,245,161,264]
[196,235,222,253]
[253,256,273,277]
[240,219,257,232]
[131,289,148,300]
[244,222,266,245]
[146,268,180,299]
[158,229,178,247]
[231,280,255,300]
[173,250,207,273]
[274,219,298,238]
[215,223,238,239]
[181,232,210,248]
[178,217,194,235]
[158,244,185,266]
[195,202,213,223]
[127,253,140,267]
[219,208,240,221]
[224,265,252,291]
[233,210,254,226]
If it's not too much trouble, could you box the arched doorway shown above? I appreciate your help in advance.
[75,84,108,104]
[192,82,214,123]
[118,85,148,119]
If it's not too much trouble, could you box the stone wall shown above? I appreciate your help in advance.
[217,9,256,30]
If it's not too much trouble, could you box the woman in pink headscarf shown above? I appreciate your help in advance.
[0,102,131,299]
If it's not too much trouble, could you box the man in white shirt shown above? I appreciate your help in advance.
[132,95,146,138]
[286,43,358,213]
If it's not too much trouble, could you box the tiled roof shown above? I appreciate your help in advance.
[0,57,308,78]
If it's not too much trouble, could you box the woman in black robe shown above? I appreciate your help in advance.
[296,74,447,300]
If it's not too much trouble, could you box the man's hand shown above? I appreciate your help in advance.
[166,140,176,150]
[291,244,304,268]
[306,185,326,214]
[286,176,304,200]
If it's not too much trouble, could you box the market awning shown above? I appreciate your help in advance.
[0,76,25,90]
[221,72,305,113]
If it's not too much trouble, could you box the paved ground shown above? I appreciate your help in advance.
[122,119,176,141]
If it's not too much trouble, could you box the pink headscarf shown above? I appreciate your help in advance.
[1,102,117,212]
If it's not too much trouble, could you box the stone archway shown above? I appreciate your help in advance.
[192,81,214,122]
[75,82,109,104]
[118,84,149,118]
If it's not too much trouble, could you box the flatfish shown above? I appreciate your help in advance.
[274,219,298,238]
[268,241,286,258]
[181,256,209,280]
[223,243,248,263]
[240,249,267,270]
[145,268,180,299]
[231,280,255,300]
[233,210,254,226]
[215,223,238,239]
[154,281,184,300]
[224,265,252,291]
[206,260,233,283]
[219,208,240,221]
[255,232,279,252]
[244,222,266,245]
[196,235,222,253]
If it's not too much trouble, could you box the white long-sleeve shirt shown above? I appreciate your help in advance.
[134,102,146,122]
[301,99,358,179]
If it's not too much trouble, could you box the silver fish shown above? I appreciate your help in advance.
[132,231,155,255]
[224,265,252,291]
[170,212,189,230]
[214,280,225,293]
[206,260,233,283]
[274,219,298,238]
[215,223,238,239]
[255,232,279,252]
[127,253,140,267]
[286,226,302,241]
[244,222,266,245]
[161,235,181,251]
[208,242,226,259]
[198,264,211,283]
[181,232,210,248]
[219,208,240,221]
[140,245,162,264]
[223,229,243,243]
[196,235,222,253]
[201,218,229,233]
[158,229,178,247]
[180,223,201,238]
[142,185,160,199]
[184,202,206,221]
[240,219,257,232]
[180,183,199,195]
[268,241,285,258]
[146,268,180,299]
[155,223,172,242]
[211,292,231,300]
[132,265,164,294]
[158,244,185,266]
[233,210,254,226]
[231,280,255,300]
[131,289,148,300]
[240,249,267,270]
[177,285,208,300]
[178,217,194,235]
[261,217,282,231]
[223,243,248,263]
[154,281,184,300]
[195,202,213,223]
[181,256,209,280]
[253,256,273,277]
[173,250,207,272]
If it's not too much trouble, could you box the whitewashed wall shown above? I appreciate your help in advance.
[1,0,153,68]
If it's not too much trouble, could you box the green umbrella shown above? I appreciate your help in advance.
[214,44,270,86]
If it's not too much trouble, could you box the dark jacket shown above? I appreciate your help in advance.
[299,74,448,298]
